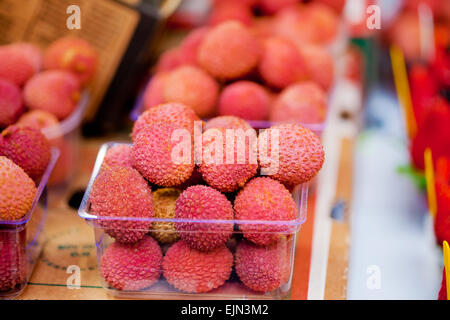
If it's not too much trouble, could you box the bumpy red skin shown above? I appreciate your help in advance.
[132,102,200,140]
[204,116,252,132]
[410,99,450,170]
[198,21,261,80]
[23,70,81,120]
[0,157,36,221]
[258,123,325,186]
[90,166,154,244]
[434,157,450,245]
[0,230,26,292]
[438,270,447,300]
[0,43,42,87]
[162,241,233,293]
[208,2,253,27]
[0,125,51,182]
[235,240,290,293]
[198,128,258,193]
[132,121,194,187]
[163,65,219,118]
[175,185,234,251]
[17,110,59,130]
[0,79,23,129]
[270,82,327,125]
[299,45,335,91]
[100,237,162,291]
[258,37,307,89]
[234,177,296,246]
[103,145,133,169]
[44,37,98,86]
[142,73,166,111]
[218,81,270,121]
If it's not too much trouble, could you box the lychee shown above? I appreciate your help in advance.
[142,73,166,111]
[162,241,233,293]
[198,128,258,193]
[0,125,51,182]
[16,110,59,131]
[44,37,98,86]
[218,81,270,121]
[0,79,23,129]
[163,65,219,118]
[258,37,307,89]
[234,177,296,246]
[270,81,327,125]
[235,240,290,293]
[100,236,162,291]
[175,185,234,251]
[89,166,154,244]
[179,27,210,67]
[132,121,194,187]
[0,43,42,86]
[23,70,81,120]
[151,188,181,244]
[197,21,261,80]
[204,116,252,131]
[258,123,325,186]
[208,1,253,27]
[103,144,133,169]
[299,45,334,91]
[0,156,36,221]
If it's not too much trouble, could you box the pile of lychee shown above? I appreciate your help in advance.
[89,102,325,294]
[142,1,338,126]
[0,37,98,184]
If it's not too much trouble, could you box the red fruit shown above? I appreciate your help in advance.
[17,110,59,131]
[163,65,219,118]
[90,166,154,244]
[103,145,133,169]
[44,37,98,86]
[434,157,450,245]
[179,27,210,66]
[0,125,51,182]
[0,43,42,86]
[410,99,450,170]
[175,185,234,251]
[0,79,23,128]
[258,0,299,14]
[132,102,200,140]
[218,81,270,120]
[208,2,253,26]
[23,70,81,120]
[100,236,162,291]
[303,2,339,44]
[162,241,233,293]
[234,177,296,246]
[235,240,291,292]
[299,45,335,91]
[198,21,261,80]
[438,269,448,300]
[314,0,347,13]
[258,37,307,89]
[155,47,185,73]
[142,73,166,111]
[132,121,194,187]
[270,82,327,125]
[198,128,258,192]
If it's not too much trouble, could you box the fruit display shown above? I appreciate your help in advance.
[134,0,342,132]
[79,101,324,298]
[0,37,97,188]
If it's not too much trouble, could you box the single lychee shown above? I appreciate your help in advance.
[0,125,51,182]
[163,65,219,118]
[89,166,154,244]
[0,43,42,86]
[103,145,133,169]
[100,236,162,291]
[258,123,325,186]
[197,21,261,80]
[162,241,233,293]
[234,177,296,246]
[16,110,59,131]
[218,81,271,120]
[23,70,81,120]
[299,45,335,91]
[0,156,36,221]
[175,185,234,251]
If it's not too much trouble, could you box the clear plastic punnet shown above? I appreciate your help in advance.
[79,142,308,299]
[0,148,59,299]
